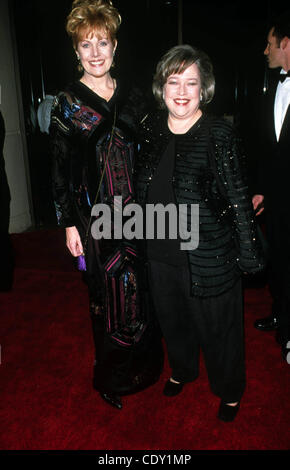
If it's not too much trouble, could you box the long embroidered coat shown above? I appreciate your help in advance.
[49,81,164,394]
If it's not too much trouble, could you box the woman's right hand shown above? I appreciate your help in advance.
[65,226,84,257]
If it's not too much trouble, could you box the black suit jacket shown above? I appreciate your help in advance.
[0,110,11,232]
[257,76,290,211]
[0,110,13,291]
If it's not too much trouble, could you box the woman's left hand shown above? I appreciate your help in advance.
[65,226,83,257]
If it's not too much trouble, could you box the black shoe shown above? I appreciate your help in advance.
[254,314,279,331]
[100,391,122,409]
[163,379,184,397]
[218,401,240,422]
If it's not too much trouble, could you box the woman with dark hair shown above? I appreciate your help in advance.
[136,45,265,421]
[50,0,163,410]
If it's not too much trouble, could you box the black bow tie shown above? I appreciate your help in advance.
[279,71,290,83]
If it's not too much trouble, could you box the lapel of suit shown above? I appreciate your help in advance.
[278,103,290,143]
[267,82,278,143]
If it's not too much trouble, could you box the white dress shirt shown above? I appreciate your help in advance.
[274,69,290,141]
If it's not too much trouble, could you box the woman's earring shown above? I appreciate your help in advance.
[200,93,203,102]
[111,50,116,68]
[76,55,83,73]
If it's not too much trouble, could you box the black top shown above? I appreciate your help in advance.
[147,136,187,266]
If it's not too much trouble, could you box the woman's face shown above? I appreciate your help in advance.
[163,63,202,121]
[76,30,116,79]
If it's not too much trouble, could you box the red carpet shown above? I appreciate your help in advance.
[0,229,289,451]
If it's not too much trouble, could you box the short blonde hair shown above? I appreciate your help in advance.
[153,44,215,109]
[66,0,121,48]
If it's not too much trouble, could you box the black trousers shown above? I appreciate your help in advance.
[148,260,245,403]
[266,209,290,343]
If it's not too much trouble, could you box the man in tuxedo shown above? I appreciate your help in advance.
[252,14,290,364]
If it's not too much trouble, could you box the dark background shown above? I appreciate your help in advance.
[10,0,289,226]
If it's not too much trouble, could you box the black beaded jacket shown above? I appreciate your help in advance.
[135,111,265,297]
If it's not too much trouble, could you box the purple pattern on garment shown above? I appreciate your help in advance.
[103,246,146,347]
[73,105,102,133]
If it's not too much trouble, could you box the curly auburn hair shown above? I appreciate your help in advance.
[66,0,121,48]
